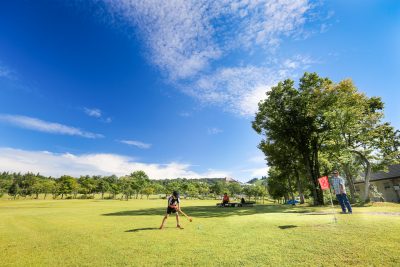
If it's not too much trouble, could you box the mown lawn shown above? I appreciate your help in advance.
[0,198,399,266]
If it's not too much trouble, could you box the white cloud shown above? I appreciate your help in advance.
[83,107,112,123]
[101,0,313,80]
[225,0,311,49]
[207,127,223,135]
[84,107,102,118]
[0,63,15,80]
[184,54,316,116]
[240,166,269,178]
[282,55,315,69]
[96,1,320,116]
[0,147,230,179]
[119,139,152,149]
[179,112,191,117]
[0,114,103,139]
[0,66,11,78]
[103,0,222,80]
[184,64,291,116]
[103,117,112,123]
[248,155,266,164]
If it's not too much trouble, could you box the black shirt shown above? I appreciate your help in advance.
[168,196,180,206]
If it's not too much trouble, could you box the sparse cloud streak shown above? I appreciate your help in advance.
[119,139,152,149]
[0,114,103,139]
[84,107,102,118]
[207,127,223,135]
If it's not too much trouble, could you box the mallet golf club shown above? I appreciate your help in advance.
[179,209,193,222]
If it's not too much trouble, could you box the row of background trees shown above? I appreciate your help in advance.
[2,73,398,205]
[0,171,268,202]
[253,72,400,205]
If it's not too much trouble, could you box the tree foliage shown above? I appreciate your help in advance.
[253,72,399,204]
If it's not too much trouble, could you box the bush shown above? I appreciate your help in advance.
[79,195,95,199]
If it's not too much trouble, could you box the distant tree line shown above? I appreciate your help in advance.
[253,72,400,205]
[0,171,268,202]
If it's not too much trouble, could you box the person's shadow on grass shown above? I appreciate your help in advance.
[125,227,159,232]
[278,225,298,230]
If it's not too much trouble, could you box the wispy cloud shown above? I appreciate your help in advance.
[99,0,321,116]
[0,63,15,80]
[179,112,191,117]
[103,0,313,80]
[102,117,112,123]
[84,107,102,118]
[0,147,231,179]
[184,56,313,116]
[240,166,269,179]
[83,107,112,123]
[119,139,151,149]
[0,114,103,139]
[207,127,223,135]
[248,155,266,164]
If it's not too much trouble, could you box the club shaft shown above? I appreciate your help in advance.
[179,210,191,220]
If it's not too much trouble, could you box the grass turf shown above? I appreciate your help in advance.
[0,199,399,266]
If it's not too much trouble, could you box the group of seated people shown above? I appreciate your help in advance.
[221,193,246,206]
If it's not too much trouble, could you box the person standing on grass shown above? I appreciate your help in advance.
[331,170,352,214]
[159,191,183,229]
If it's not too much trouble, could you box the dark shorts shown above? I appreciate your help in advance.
[167,207,177,214]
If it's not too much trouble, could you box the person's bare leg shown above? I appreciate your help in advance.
[159,214,168,229]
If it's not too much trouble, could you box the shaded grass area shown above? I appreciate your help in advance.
[1,199,400,267]
[102,203,317,218]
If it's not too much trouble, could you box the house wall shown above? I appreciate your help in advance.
[355,178,400,203]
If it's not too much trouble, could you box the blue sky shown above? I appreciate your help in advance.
[0,0,399,181]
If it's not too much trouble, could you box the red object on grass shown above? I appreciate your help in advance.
[318,176,330,190]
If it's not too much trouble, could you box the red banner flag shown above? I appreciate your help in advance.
[318,176,330,190]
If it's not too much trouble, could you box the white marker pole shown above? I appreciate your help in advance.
[329,189,337,223]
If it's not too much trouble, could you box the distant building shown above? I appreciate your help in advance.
[355,164,400,203]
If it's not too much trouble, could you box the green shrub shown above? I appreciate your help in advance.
[78,195,95,199]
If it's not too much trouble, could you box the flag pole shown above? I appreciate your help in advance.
[318,175,337,224]
[328,188,337,223]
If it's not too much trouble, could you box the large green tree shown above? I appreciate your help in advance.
[253,73,335,205]
[322,80,399,202]
[253,73,399,204]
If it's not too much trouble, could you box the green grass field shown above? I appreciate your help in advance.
[1,198,399,267]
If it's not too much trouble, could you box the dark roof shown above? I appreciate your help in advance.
[355,164,400,184]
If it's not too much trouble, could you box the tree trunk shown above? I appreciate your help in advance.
[287,177,295,202]
[363,162,372,202]
[295,170,305,204]
[312,142,324,205]
[304,155,319,205]
[343,164,356,203]
[352,150,371,202]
